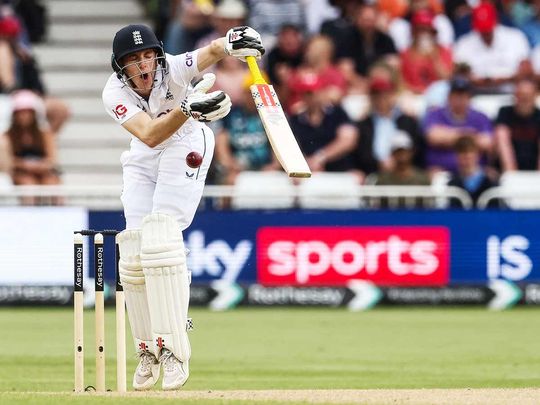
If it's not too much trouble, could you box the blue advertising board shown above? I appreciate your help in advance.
[89,210,540,286]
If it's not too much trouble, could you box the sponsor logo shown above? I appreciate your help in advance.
[113,104,127,120]
[185,52,193,67]
[487,235,533,281]
[132,30,143,45]
[229,32,241,42]
[156,337,164,348]
[257,85,276,107]
[186,230,252,282]
[138,342,148,351]
[257,227,449,286]
[185,171,195,179]
[165,90,174,101]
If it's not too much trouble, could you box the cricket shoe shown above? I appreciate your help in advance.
[133,350,160,390]
[160,349,189,390]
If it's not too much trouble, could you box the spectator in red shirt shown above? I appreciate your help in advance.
[287,34,347,112]
[400,9,453,94]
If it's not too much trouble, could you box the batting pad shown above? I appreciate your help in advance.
[117,230,153,353]
[140,213,191,362]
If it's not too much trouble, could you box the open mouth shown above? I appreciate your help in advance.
[142,73,149,80]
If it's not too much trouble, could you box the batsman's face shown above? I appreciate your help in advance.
[122,49,158,94]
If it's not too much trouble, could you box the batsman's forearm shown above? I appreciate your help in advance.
[142,108,189,147]
[197,38,227,71]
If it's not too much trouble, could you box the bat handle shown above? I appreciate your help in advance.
[246,56,266,85]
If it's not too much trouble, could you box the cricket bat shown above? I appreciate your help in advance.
[246,56,311,178]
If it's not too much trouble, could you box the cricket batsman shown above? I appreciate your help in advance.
[102,24,264,390]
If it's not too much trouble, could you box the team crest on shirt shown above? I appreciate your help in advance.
[113,104,127,119]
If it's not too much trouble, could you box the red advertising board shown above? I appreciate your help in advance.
[257,227,450,286]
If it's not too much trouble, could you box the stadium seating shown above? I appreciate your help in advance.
[231,171,296,209]
[298,172,361,209]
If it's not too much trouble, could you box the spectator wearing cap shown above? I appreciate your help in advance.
[192,0,250,106]
[375,130,430,186]
[2,90,61,205]
[289,72,358,173]
[494,77,540,172]
[214,73,274,186]
[195,0,247,49]
[400,9,453,94]
[352,75,425,181]
[286,34,347,112]
[388,0,455,52]
[448,135,500,208]
[423,76,493,174]
[453,2,530,93]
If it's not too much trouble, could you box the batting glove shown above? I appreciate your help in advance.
[180,73,231,122]
[224,26,265,61]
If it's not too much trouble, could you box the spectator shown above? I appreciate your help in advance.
[423,62,472,113]
[304,0,340,35]
[388,0,455,52]
[453,2,530,93]
[321,0,359,59]
[265,24,304,87]
[423,76,493,174]
[289,73,358,173]
[353,75,425,181]
[246,0,306,49]
[213,58,248,106]
[3,90,60,205]
[494,78,540,172]
[0,13,20,92]
[400,9,453,94]
[451,0,516,39]
[287,34,347,111]
[448,135,499,208]
[214,74,274,185]
[375,130,430,185]
[163,0,213,55]
[374,130,431,208]
[195,0,247,49]
[338,4,398,79]
[520,0,540,47]
[0,132,12,175]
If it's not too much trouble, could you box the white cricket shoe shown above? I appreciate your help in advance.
[160,349,189,390]
[133,351,160,391]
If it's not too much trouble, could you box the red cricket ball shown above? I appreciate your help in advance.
[186,151,203,168]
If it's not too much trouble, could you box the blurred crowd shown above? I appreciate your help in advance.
[147,0,540,208]
[0,0,69,205]
[3,0,540,209]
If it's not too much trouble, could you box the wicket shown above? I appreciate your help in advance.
[73,229,126,393]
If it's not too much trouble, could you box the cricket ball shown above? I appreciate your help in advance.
[186,151,203,168]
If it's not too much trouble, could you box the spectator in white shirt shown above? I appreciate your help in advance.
[453,2,530,93]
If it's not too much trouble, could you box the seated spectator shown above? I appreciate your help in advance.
[265,24,304,93]
[321,0,358,60]
[164,0,213,55]
[520,0,540,47]
[214,74,274,186]
[3,90,61,205]
[400,9,453,94]
[388,0,455,52]
[374,130,431,208]
[451,0,516,40]
[0,13,20,93]
[353,75,425,181]
[287,34,347,111]
[289,73,358,173]
[0,132,12,175]
[453,2,530,93]
[423,76,493,174]
[375,131,430,186]
[337,4,398,86]
[494,78,540,172]
[448,135,500,208]
[195,0,247,49]
[246,0,306,49]
[213,58,248,106]
[423,62,472,113]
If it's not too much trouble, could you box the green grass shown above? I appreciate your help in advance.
[0,307,539,404]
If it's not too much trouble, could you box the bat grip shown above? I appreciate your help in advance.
[246,56,266,85]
